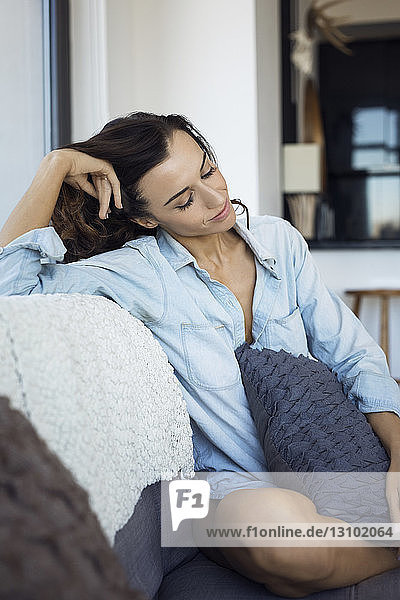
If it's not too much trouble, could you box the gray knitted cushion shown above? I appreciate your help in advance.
[234,343,391,523]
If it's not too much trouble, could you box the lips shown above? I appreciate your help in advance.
[211,198,229,220]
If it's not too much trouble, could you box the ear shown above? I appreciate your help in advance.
[130,218,158,229]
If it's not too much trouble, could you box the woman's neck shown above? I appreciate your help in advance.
[164,227,243,271]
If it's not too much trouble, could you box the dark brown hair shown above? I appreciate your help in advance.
[52,111,250,263]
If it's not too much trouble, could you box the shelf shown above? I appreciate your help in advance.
[330,170,400,177]
[308,239,400,249]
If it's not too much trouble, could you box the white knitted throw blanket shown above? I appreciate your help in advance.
[0,294,195,543]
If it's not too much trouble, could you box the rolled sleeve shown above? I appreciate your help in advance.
[0,227,67,295]
[342,371,400,418]
[0,227,67,262]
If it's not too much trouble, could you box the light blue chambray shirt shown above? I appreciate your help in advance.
[1,214,400,495]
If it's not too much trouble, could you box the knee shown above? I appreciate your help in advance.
[215,487,317,525]
[250,545,336,594]
[214,488,337,597]
[260,545,335,582]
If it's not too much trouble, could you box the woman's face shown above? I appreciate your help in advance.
[134,130,236,237]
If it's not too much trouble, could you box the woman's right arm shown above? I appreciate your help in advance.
[0,149,122,296]
[0,149,122,247]
[0,152,70,247]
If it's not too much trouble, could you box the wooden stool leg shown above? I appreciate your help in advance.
[353,293,361,318]
[380,296,390,369]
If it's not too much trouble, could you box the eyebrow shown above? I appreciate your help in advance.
[163,151,207,206]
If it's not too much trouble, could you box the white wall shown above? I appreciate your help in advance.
[106,0,260,214]
[0,0,45,229]
[71,0,281,215]
[69,0,109,142]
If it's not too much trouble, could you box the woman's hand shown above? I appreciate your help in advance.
[386,453,400,558]
[52,148,122,220]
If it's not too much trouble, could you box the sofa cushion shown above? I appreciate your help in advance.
[113,481,198,599]
[234,344,391,523]
[116,490,386,600]
[159,550,400,600]
[0,294,195,543]
[0,395,142,600]
[158,550,355,600]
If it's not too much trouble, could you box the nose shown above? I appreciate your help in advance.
[199,181,225,209]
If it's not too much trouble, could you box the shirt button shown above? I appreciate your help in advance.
[40,251,47,258]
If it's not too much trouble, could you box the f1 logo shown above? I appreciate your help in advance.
[169,479,210,531]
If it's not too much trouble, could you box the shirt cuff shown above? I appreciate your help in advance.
[342,370,400,419]
[0,227,67,264]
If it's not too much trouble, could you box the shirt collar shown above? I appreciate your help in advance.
[154,217,281,279]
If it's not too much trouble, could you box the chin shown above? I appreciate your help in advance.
[221,207,237,230]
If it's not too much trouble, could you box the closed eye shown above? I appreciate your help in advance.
[176,166,217,211]
[202,165,216,180]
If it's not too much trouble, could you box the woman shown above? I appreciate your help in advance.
[0,111,399,597]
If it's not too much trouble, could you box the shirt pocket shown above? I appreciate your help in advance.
[181,322,241,390]
[265,306,309,356]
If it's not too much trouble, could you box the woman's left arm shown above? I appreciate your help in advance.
[365,411,400,534]
[287,221,400,418]
[287,221,400,531]
[366,411,400,458]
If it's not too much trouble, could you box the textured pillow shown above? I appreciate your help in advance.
[0,395,144,600]
[234,343,391,523]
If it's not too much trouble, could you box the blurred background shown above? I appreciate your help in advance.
[1,0,399,379]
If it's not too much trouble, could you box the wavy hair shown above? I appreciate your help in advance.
[52,111,250,263]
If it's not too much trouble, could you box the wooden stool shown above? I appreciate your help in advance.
[346,289,400,384]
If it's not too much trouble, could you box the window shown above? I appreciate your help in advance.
[318,35,400,245]
[0,0,70,230]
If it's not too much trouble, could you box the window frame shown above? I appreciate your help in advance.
[43,0,71,152]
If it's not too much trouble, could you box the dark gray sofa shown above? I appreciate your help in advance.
[113,481,400,600]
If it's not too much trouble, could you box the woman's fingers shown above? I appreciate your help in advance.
[101,168,122,209]
[93,174,113,219]
[78,178,98,199]
[65,171,119,220]
[386,488,400,523]
[61,150,122,211]
[62,150,122,217]
[64,174,98,199]
[384,467,400,558]
[385,469,400,559]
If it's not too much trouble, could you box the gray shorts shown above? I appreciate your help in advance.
[195,470,278,500]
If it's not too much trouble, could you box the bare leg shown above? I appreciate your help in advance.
[197,488,400,598]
